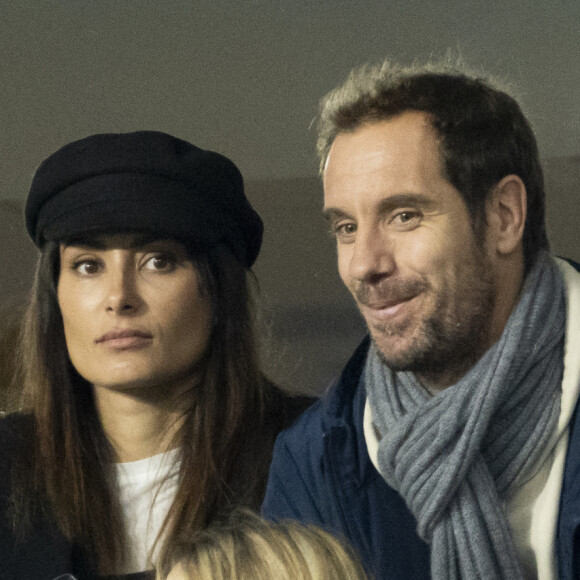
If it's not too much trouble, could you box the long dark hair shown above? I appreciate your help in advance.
[12,238,269,573]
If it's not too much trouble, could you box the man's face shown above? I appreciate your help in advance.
[323,111,499,387]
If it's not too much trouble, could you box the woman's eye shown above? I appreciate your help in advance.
[144,255,175,271]
[73,260,100,275]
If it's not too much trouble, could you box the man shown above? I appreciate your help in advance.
[262,60,580,580]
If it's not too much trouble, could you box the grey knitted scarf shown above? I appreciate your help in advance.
[365,252,566,579]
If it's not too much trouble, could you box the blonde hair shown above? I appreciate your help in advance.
[157,509,370,580]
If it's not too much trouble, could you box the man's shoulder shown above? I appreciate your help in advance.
[262,340,369,526]
[274,336,370,453]
[273,397,326,452]
[264,384,318,433]
[559,256,580,273]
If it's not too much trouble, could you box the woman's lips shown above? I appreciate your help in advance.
[96,329,153,350]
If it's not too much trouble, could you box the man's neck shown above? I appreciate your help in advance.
[416,348,486,394]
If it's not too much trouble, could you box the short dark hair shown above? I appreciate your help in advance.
[317,59,549,270]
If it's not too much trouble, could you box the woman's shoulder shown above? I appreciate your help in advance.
[0,411,34,459]
[0,413,34,511]
[0,410,34,432]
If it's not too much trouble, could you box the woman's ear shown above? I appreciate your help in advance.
[486,174,527,255]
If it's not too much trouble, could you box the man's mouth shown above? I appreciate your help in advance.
[354,279,427,325]
[359,294,418,322]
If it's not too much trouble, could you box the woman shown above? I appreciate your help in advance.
[157,508,370,580]
[0,131,311,579]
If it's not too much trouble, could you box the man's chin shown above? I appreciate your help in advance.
[370,333,424,372]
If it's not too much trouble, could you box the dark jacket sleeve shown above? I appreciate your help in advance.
[0,414,93,580]
[261,342,371,533]
[261,400,340,529]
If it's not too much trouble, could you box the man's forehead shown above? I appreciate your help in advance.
[323,114,446,194]
[328,112,436,155]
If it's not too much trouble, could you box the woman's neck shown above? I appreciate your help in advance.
[93,384,190,463]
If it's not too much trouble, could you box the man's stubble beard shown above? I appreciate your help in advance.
[362,249,497,389]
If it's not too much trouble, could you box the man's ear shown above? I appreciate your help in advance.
[486,174,526,255]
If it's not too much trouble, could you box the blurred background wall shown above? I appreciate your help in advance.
[1,1,578,398]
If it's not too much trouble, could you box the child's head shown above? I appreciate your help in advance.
[158,509,369,580]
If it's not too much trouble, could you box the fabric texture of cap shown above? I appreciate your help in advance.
[25,131,263,267]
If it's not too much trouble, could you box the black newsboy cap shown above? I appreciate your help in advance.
[25,130,263,267]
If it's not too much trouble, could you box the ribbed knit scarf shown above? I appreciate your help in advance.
[365,252,566,579]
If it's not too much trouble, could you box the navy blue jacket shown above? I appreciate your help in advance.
[263,335,580,579]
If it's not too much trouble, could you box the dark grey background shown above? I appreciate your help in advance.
[1,1,578,394]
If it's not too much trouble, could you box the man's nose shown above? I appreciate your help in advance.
[349,227,396,283]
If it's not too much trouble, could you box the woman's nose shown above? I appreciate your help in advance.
[105,266,141,314]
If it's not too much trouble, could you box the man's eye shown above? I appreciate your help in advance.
[332,222,357,237]
[393,210,421,226]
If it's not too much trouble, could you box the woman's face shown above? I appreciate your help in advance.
[57,234,212,396]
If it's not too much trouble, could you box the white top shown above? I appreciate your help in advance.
[114,447,181,574]
[363,257,580,580]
